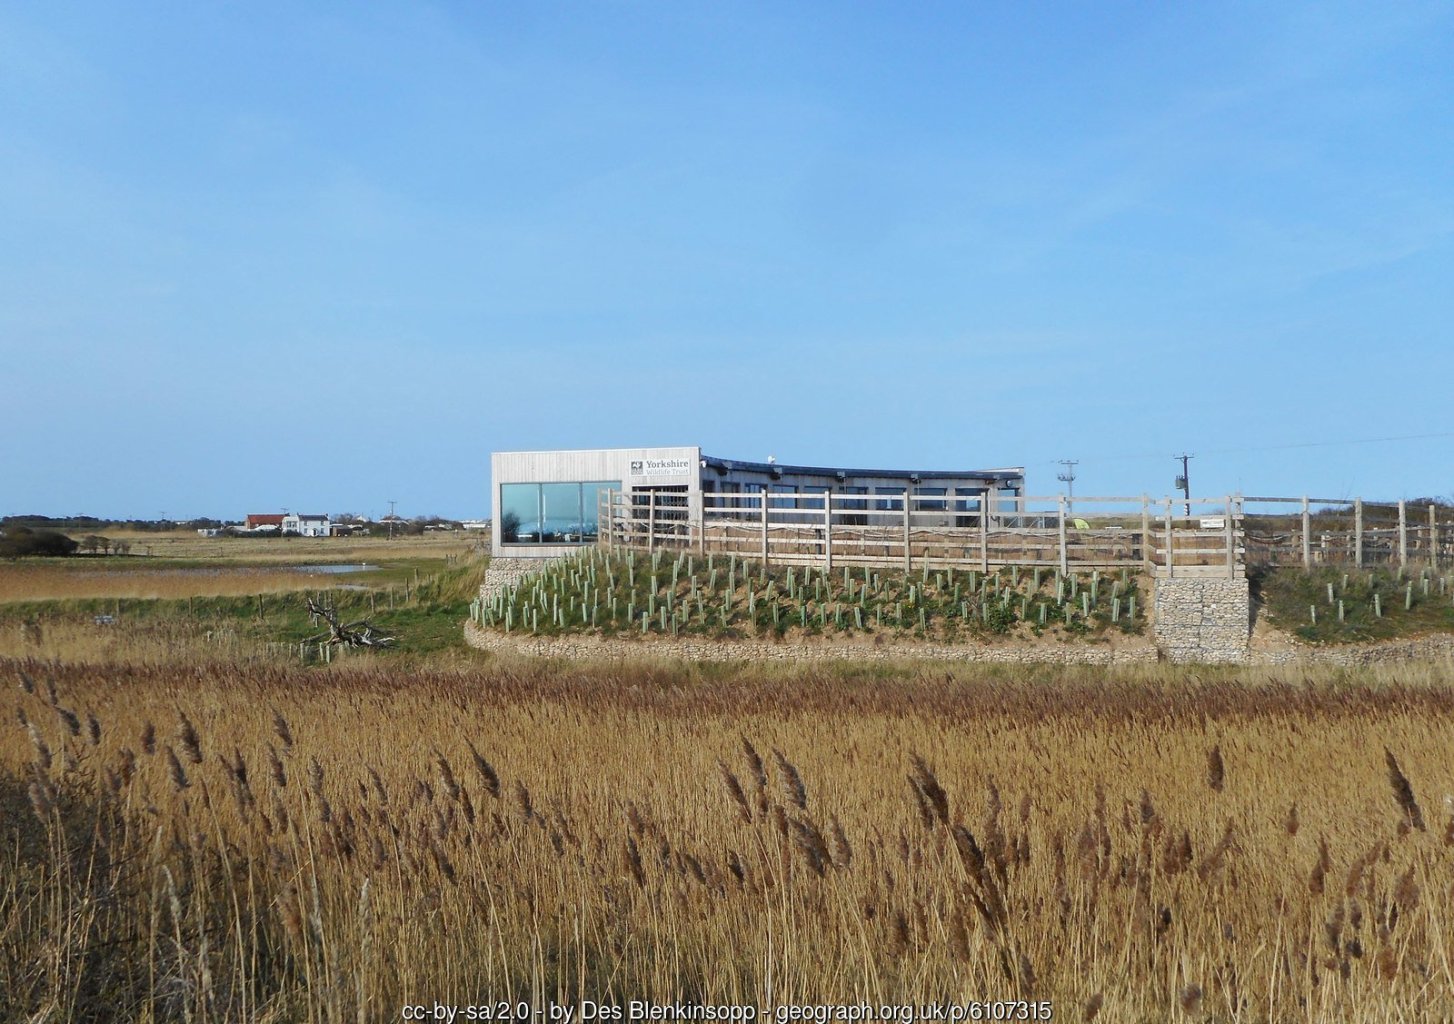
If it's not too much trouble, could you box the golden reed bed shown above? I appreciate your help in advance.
[0,563,348,603]
[4,657,1454,1022]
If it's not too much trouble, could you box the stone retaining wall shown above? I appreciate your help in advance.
[465,620,1454,668]
[1252,635,1454,666]
[464,620,1158,665]
[479,557,544,604]
[1153,577,1250,663]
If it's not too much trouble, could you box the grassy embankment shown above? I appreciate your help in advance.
[474,548,1148,643]
[1256,565,1454,643]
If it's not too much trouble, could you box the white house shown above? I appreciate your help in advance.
[282,513,331,537]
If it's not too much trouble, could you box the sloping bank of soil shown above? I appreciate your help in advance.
[466,620,1454,666]
[464,620,1158,664]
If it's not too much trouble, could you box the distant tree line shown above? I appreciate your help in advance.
[0,527,79,558]
[2,515,231,532]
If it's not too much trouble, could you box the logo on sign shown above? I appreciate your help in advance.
[629,457,692,478]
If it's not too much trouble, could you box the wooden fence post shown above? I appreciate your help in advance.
[1354,498,1363,568]
[1431,504,1439,570]
[1301,497,1311,570]
[1398,500,1407,569]
[980,493,990,573]
[1225,496,1236,579]
[1164,498,1175,577]
[1141,495,1150,571]
[1058,495,1069,576]
[824,493,834,573]
[903,497,912,573]
[759,491,768,566]
[647,490,656,555]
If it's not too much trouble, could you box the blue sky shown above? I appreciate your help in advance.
[3,2,1451,519]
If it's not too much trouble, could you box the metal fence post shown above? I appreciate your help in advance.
[1301,496,1311,570]
[1355,498,1363,568]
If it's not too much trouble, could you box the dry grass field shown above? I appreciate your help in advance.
[0,532,479,604]
[0,563,376,604]
[76,530,479,565]
[0,531,485,672]
[6,652,1454,1023]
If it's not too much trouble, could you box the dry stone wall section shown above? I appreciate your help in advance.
[464,620,1158,665]
[479,557,543,604]
[1152,577,1250,663]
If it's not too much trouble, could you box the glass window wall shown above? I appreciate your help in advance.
[499,480,621,544]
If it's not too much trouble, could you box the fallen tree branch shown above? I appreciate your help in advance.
[305,597,396,648]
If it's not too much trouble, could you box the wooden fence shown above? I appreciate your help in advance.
[601,491,1243,578]
[1238,497,1454,571]
[598,492,1454,578]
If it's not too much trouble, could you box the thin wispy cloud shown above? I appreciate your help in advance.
[2,1,1451,516]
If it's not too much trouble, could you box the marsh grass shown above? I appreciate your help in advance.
[0,563,369,603]
[0,556,489,663]
[4,657,1454,1021]
[47,529,478,564]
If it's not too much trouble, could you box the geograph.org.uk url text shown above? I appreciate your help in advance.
[399,1000,1054,1023]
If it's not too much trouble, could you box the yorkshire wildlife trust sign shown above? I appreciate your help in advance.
[629,457,693,478]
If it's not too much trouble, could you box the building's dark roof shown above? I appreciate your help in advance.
[701,455,1023,483]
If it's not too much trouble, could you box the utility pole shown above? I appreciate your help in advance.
[1174,454,1193,517]
[1056,460,1078,517]
[387,499,397,540]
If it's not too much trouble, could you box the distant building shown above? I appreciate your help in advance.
[244,513,285,532]
[461,519,491,531]
[282,513,330,538]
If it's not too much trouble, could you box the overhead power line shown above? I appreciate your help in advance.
[1044,429,1454,467]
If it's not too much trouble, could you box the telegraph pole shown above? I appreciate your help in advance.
[1174,454,1193,517]
[1056,460,1078,516]
[387,499,397,540]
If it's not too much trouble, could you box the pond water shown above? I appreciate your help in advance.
[290,564,380,575]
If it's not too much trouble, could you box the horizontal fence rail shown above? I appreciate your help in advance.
[601,491,1252,578]
[598,491,1454,578]
[1237,497,1453,571]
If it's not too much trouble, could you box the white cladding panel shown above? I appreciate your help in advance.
[491,446,701,558]
[492,446,700,489]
